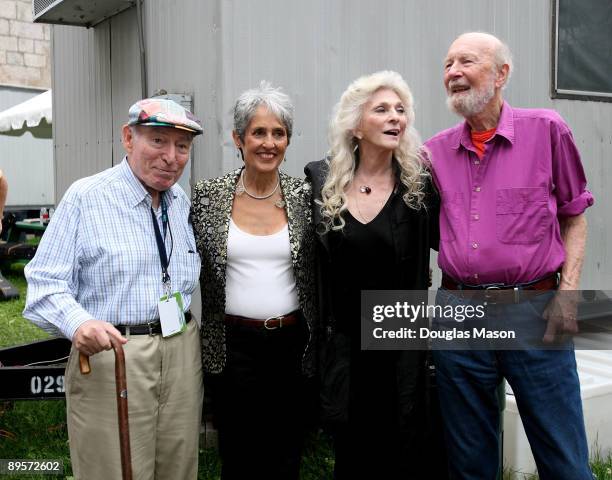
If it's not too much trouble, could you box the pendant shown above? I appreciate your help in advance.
[359,185,372,194]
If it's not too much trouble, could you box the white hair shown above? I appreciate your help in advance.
[233,81,294,142]
[319,70,429,232]
[491,36,513,88]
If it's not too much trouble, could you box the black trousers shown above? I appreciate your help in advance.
[331,349,427,480]
[209,318,308,480]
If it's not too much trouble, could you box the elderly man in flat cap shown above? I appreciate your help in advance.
[24,98,204,479]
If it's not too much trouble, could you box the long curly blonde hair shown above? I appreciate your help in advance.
[319,70,429,232]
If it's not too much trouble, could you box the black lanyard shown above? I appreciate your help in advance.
[150,194,171,285]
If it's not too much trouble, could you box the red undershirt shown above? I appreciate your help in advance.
[470,127,497,159]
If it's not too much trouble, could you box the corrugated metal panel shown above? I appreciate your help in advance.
[144,0,222,184]
[52,22,113,201]
[109,6,142,166]
[51,0,611,289]
[554,100,612,289]
[0,86,54,208]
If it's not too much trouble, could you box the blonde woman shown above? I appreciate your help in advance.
[305,71,439,479]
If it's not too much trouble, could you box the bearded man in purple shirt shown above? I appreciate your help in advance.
[425,32,595,480]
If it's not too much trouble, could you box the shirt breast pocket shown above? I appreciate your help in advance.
[172,249,201,292]
[496,187,550,244]
[440,191,463,242]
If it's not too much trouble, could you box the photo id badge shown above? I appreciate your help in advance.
[158,292,186,338]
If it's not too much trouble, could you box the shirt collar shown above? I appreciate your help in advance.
[454,100,515,151]
[494,101,515,144]
[120,156,178,209]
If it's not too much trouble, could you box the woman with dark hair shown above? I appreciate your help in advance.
[192,81,317,480]
[305,70,439,479]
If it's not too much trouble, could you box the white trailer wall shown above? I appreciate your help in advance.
[51,0,611,289]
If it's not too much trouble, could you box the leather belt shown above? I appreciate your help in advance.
[225,311,300,330]
[115,311,192,336]
[441,273,559,291]
[441,273,559,304]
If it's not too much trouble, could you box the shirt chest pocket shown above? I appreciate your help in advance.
[169,223,202,290]
[496,187,551,244]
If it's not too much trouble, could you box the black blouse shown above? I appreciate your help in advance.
[328,194,402,334]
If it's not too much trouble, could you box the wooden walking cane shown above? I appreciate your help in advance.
[79,340,133,480]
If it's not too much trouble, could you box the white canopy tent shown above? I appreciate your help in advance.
[0,90,52,139]
[0,88,54,207]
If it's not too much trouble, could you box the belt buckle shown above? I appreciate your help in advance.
[484,284,502,304]
[484,285,521,304]
[147,321,158,336]
[264,315,284,330]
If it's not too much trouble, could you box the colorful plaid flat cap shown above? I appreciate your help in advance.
[128,98,203,135]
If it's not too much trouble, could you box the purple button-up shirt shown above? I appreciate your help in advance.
[425,101,594,285]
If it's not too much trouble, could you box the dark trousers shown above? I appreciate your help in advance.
[433,289,592,480]
[331,349,427,479]
[209,320,308,480]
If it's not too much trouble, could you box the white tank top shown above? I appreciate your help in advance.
[225,218,300,319]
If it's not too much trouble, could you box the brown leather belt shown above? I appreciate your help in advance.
[441,273,559,304]
[115,311,192,335]
[441,273,559,291]
[225,311,300,330]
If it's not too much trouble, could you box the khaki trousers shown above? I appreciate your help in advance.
[65,320,203,480]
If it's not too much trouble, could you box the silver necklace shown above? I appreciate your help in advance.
[239,169,279,199]
[236,170,285,208]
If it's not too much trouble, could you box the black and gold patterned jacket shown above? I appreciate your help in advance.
[191,168,318,376]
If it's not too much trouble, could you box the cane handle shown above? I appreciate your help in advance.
[79,352,91,375]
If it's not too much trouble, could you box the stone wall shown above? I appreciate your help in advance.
[0,0,51,88]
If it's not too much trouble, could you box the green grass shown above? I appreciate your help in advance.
[591,450,612,480]
[300,430,335,478]
[0,400,70,480]
[0,273,48,348]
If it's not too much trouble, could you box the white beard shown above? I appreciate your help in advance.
[446,77,495,118]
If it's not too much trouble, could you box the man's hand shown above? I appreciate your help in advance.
[73,320,127,356]
[542,291,579,344]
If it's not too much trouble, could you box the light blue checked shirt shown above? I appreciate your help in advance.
[23,158,201,340]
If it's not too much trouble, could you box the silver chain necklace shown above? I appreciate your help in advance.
[236,170,286,208]
[238,169,279,199]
